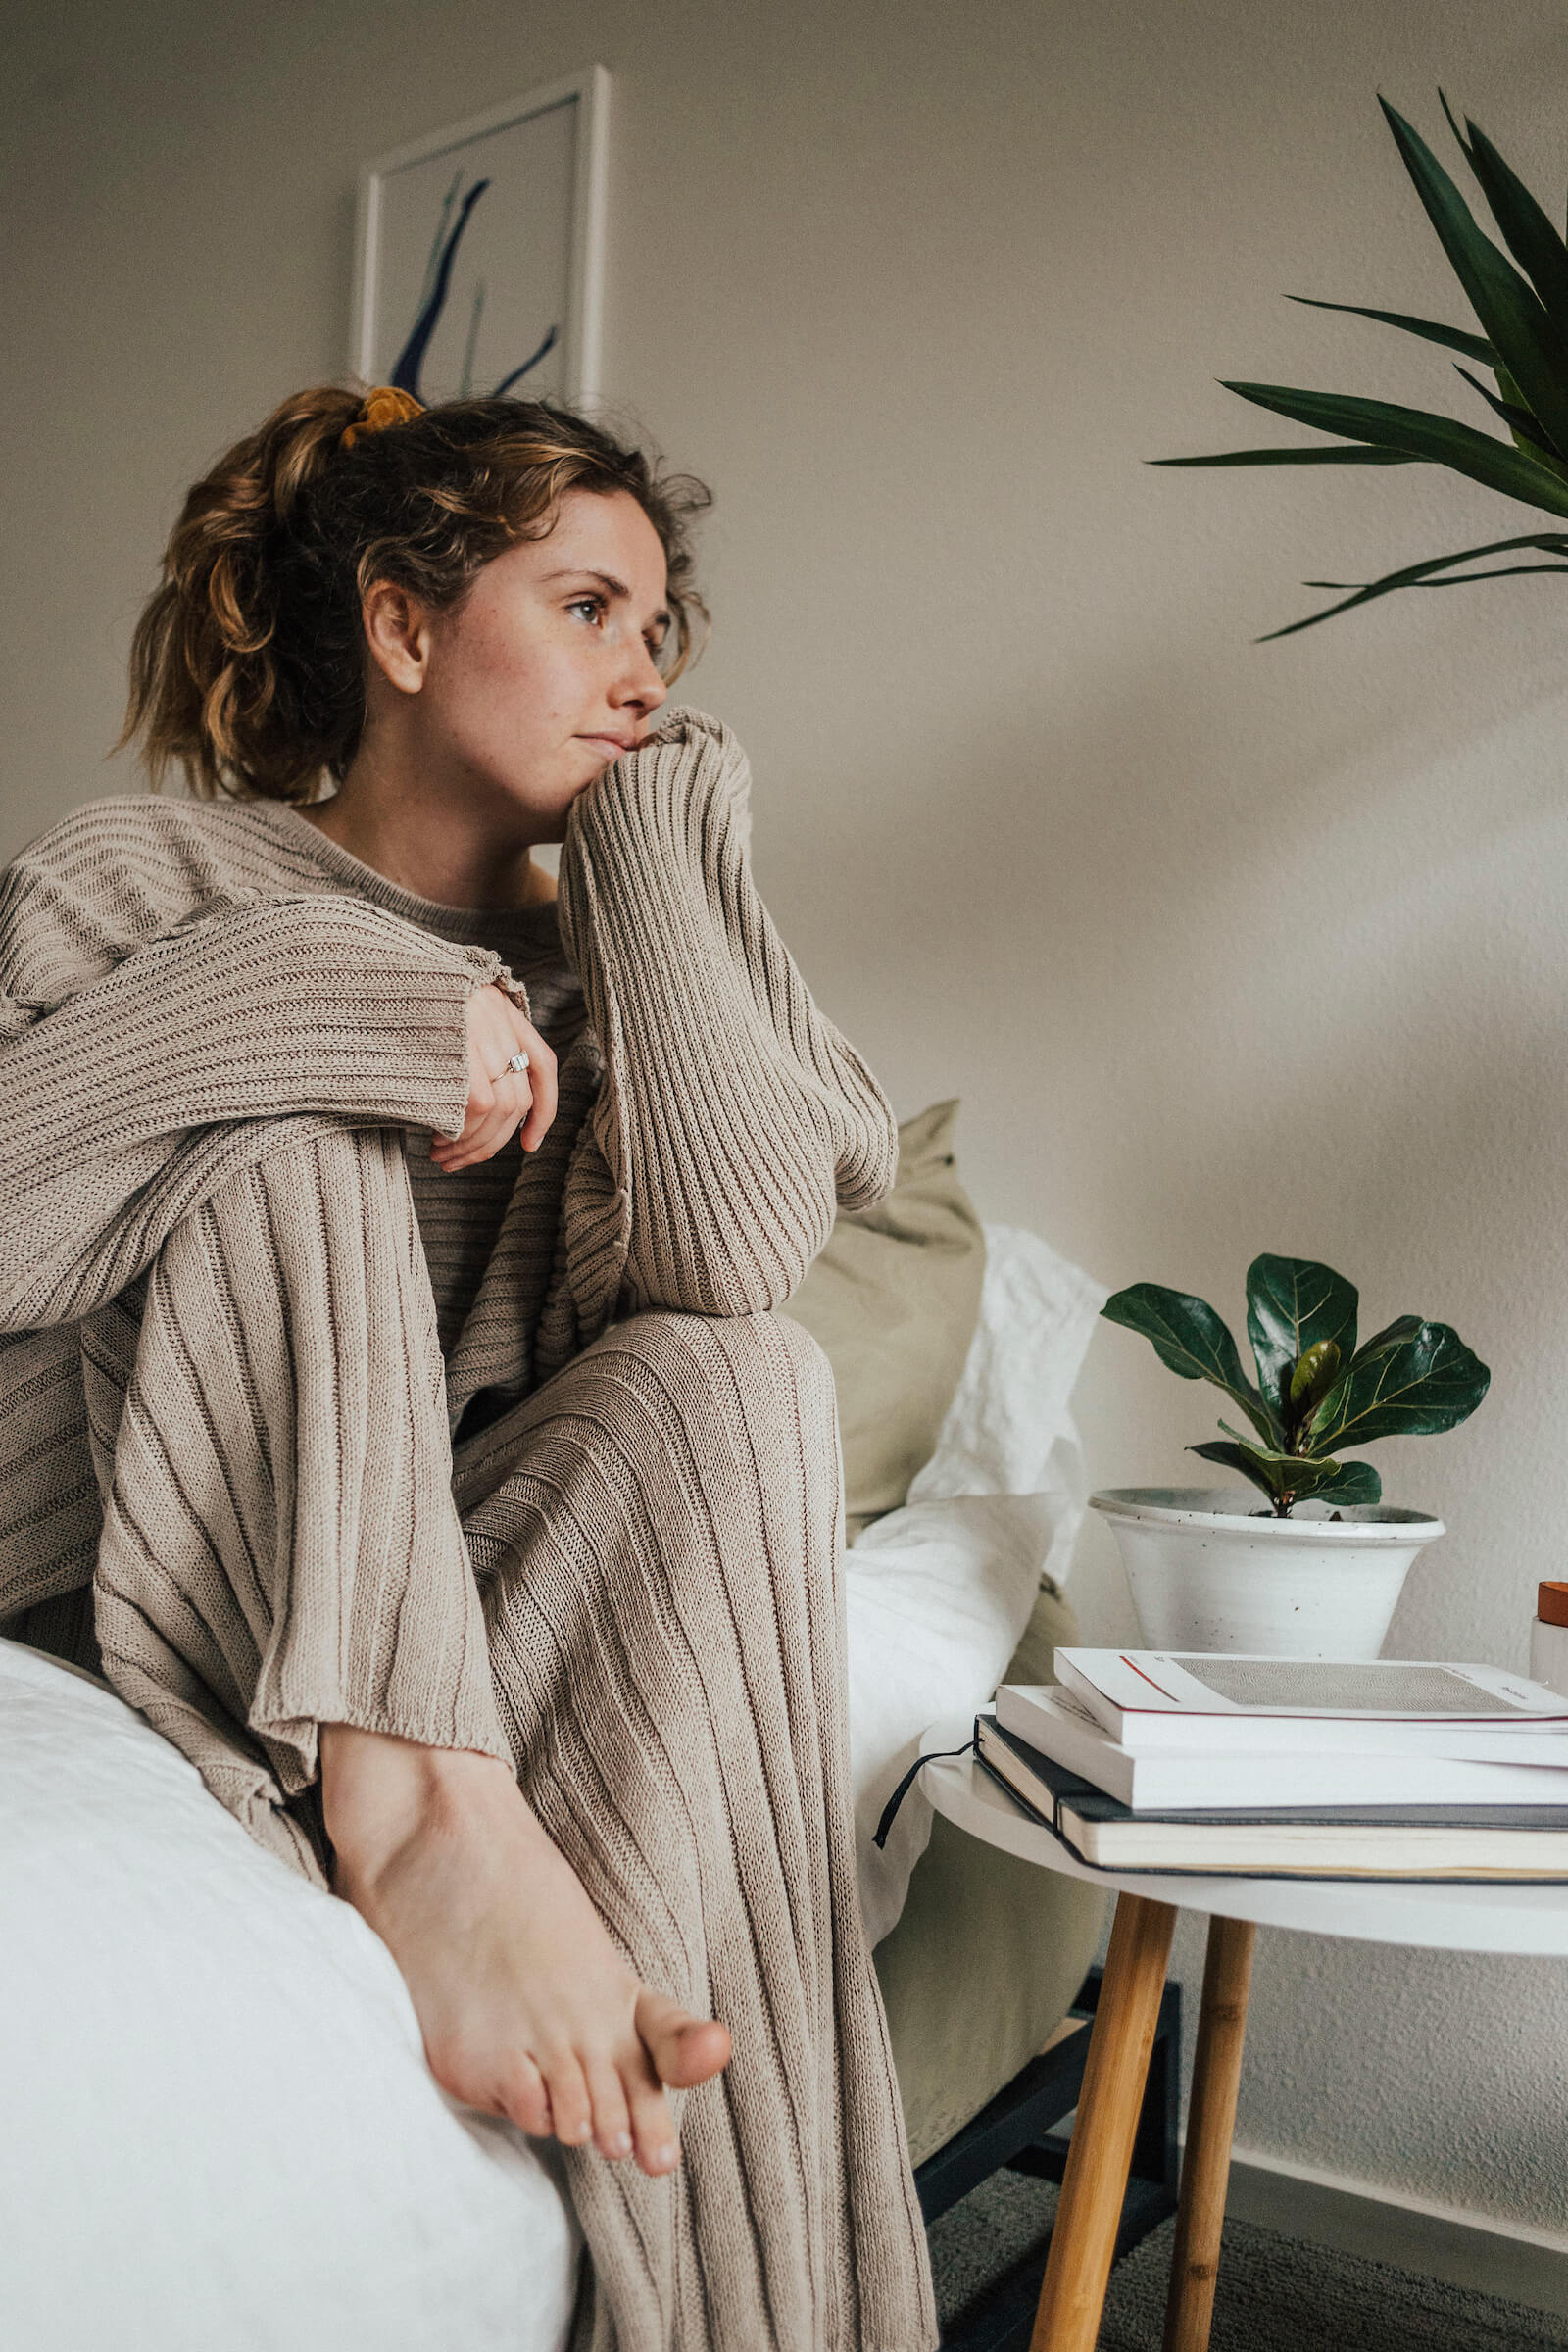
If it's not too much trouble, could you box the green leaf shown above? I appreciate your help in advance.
[1309,1320,1492,1451]
[1489,361,1568,481]
[1454,363,1558,450]
[1285,294,1494,365]
[1290,1338,1343,1417]
[1453,366,1568,483]
[1246,1256,1359,1408]
[1253,530,1568,640]
[1348,1314,1425,1368]
[1152,444,1416,468]
[1412,563,1568,584]
[1189,1439,1285,1504]
[1441,97,1568,336]
[1189,1441,1381,1511]
[1102,1283,1282,1445]
[1220,380,1568,516]
[1317,1460,1385,1507]
[1378,98,1568,466]
[1277,1454,1376,1504]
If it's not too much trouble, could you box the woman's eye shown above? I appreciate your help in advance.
[566,595,606,625]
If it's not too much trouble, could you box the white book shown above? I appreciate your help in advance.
[1053,1649,1568,1756]
[997,1684,1568,1813]
[974,1713,1568,1878]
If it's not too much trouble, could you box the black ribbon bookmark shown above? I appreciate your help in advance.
[871,1737,976,1850]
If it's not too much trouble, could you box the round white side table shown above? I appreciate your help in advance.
[920,1719,1568,2352]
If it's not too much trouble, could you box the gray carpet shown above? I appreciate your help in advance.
[929,2172,1568,2349]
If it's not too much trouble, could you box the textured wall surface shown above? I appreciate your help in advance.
[6,0,1568,2234]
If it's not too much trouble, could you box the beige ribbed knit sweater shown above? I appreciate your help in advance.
[0,707,937,2352]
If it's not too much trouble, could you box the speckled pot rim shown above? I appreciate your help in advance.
[1090,1487,1446,1544]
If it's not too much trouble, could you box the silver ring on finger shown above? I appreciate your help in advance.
[504,1052,530,1075]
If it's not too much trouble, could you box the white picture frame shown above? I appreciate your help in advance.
[350,65,609,408]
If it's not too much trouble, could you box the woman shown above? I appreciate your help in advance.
[0,385,937,2351]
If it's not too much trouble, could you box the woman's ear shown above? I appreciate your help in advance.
[361,579,432,697]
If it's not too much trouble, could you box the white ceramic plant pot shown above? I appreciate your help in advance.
[1090,1487,1446,1659]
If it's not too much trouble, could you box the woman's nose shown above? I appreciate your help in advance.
[613,636,669,715]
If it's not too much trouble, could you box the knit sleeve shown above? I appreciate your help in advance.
[0,888,516,1332]
[554,707,899,1322]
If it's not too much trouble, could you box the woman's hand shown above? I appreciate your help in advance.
[432,984,558,1172]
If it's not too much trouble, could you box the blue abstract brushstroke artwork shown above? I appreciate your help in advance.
[390,170,561,401]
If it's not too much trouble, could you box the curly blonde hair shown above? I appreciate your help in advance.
[121,385,711,802]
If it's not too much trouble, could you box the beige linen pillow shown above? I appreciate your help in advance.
[779,1099,986,1542]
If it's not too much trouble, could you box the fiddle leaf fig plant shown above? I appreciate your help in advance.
[1102,1255,1491,1517]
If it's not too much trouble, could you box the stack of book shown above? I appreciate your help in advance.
[976,1649,1568,1880]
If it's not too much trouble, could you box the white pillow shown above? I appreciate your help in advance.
[0,1638,580,2352]
[908,1221,1108,1503]
[845,1223,1106,1946]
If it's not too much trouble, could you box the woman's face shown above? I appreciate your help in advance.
[367,486,674,839]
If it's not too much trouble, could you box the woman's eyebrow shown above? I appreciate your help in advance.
[546,565,671,631]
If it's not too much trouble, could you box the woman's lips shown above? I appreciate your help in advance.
[579,733,638,759]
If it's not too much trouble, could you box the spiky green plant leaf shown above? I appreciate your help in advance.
[1255,531,1568,639]
[1285,294,1494,365]
[1158,97,1568,638]
[1218,381,1568,514]
[1454,363,1562,453]
[1399,561,1568,582]
[1441,96,1568,332]
[1378,98,1568,463]
[1488,360,1568,478]
[1153,444,1415,468]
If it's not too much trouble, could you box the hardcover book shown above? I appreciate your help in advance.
[974,1715,1568,1880]
[995,1684,1568,1813]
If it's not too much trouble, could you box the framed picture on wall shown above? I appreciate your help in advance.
[350,65,609,408]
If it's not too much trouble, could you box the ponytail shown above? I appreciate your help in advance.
[120,385,710,803]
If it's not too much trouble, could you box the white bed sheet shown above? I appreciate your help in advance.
[0,1637,581,2352]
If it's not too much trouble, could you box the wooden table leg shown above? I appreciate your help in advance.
[1030,1891,1178,2352]
[1162,1915,1256,2352]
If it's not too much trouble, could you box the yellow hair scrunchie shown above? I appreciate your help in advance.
[339,385,425,451]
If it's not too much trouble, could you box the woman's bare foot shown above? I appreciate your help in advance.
[321,1725,731,2173]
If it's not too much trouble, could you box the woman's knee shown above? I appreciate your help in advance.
[458,1308,843,1573]
[594,1307,838,1455]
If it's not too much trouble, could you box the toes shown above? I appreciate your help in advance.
[635,1989,732,2089]
[584,2059,633,2162]
[541,2052,595,2147]
[622,2048,680,2177]
[667,2018,732,2088]
[495,2053,552,2139]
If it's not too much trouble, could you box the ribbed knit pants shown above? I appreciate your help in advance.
[86,1126,937,2352]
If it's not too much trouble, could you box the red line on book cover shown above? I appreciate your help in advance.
[1119,1654,1184,1703]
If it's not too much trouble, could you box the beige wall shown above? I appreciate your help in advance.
[8,0,1568,2235]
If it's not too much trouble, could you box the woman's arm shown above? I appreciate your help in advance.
[0,885,536,1331]
[555,708,899,1321]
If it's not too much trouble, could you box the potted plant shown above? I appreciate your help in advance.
[1095,1255,1490,1655]
[1157,94,1568,639]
